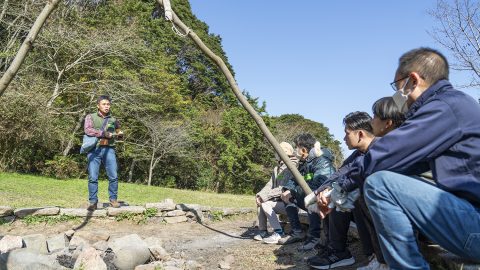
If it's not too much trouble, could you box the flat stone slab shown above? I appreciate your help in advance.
[176,204,201,211]
[0,235,23,253]
[23,234,48,254]
[107,206,145,216]
[59,208,107,217]
[75,231,110,243]
[164,216,188,224]
[164,210,186,217]
[14,207,60,218]
[0,206,13,217]
[145,202,176,211]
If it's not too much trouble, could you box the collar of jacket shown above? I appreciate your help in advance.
[405,79,452,118]
[97,111,111,118]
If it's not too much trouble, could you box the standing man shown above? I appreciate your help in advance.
[84,95,123,211]
[320,48,480,268]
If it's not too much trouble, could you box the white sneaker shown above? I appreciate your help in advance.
[357,255,390,270]
[263,232,282,244]
[253,230,269,241]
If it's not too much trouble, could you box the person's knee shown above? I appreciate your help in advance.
[364,171,393,205]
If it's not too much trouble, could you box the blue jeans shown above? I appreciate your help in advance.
[364,171,480,269]
[87,147,118,204]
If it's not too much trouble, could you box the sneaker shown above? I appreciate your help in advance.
[297,237,320,252]
[253,230,269,241]
[87,203,97,212]
[277,231,305,245]
[263,232,283,244]
[309,249,355,269]
[110,200,120,208]
[357,255,390,270]
[306,245,330,264]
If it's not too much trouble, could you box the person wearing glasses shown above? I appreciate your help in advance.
[317,48,480,269]
[308,100,405,270]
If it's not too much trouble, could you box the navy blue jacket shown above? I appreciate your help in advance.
[341,80,480,206]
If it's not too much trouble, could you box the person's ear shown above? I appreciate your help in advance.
[357,130,363,142]
[385,119,394,131]
[410,72,423,88]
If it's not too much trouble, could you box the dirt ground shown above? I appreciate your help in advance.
[0,213,370,270]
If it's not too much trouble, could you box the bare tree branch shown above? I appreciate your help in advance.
[0,0,61,97]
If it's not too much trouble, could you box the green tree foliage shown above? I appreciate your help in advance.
[0,0,341,194]
[273,114,343,168]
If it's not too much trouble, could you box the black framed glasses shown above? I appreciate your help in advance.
[390,76,409,91]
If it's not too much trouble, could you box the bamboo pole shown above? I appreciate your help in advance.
[0,0,61,97]
[156,0,312,195]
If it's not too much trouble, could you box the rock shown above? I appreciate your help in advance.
[149,246,170,261]
[164,216,188,224]
[145,199,176,212]
[92,240,109,252]
[165,210,186,217]
[65,229,75,238]
[73,247,107,270]
[0,235,23,253]
[0,206,13,217]
[13,207,59,218]
[164,258,185,268]
[108,234,150,270]
[60,208,107,217]
[23,234,48,254]
[0,216,14,224]
[0,249,67,270]
[163,266,182,270]
[33,207,60,216]
[69,236,90,251]
[218,255,235,269]
[176,204,201,211]
[107,206,145,216]
[47,234,66,253]
[74,231,110,243]
[143,236,163,248]
[185,260,204,270]
[134,262,163,270]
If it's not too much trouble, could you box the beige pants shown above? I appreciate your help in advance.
[257,200,287,231]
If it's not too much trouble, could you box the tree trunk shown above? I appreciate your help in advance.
[0,0,61,97]
[62,110,86,156]
[148,150,155,186]
[156,0,312,195]
[128,159,136,182]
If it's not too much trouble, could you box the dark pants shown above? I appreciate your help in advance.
[328,202,377,258]
[285,202,327,240]
[356,195,386,263]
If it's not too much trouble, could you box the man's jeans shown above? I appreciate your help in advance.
[87,147,118,204]
[364,171,480,269]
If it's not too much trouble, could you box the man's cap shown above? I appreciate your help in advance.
[280,141,294,156]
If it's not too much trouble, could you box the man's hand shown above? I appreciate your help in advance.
[281,190,292,204]
[104,132,113,139]
[255,196,263,206]
[316,188,332,219]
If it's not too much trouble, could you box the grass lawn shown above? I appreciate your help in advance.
[0,172,255,209]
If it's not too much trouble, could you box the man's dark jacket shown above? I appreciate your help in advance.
[341,80,480,207]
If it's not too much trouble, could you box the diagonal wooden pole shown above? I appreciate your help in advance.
[0,0,61,97]
[156,0,312,195]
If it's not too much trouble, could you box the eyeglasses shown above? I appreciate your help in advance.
[390,76,409,91]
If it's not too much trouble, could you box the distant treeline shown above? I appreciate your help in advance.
[0,0,342,194]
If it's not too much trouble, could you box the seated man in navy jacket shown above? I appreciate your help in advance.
[318,47,480,269]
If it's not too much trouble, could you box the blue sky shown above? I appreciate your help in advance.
[189,1,480,155]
